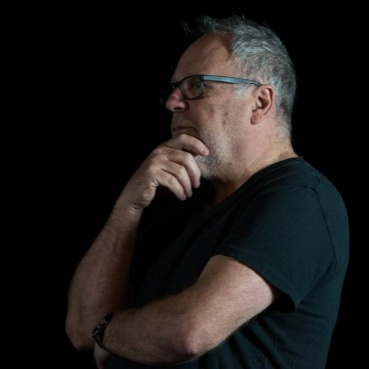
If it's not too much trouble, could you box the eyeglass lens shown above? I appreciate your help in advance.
[160,76,203,104]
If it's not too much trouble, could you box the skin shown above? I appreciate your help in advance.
[66,33,297,367]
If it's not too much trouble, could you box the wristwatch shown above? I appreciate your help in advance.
[92,311,116,349]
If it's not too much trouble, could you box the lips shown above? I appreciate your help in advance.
[172,125,189,133]
[171,125,192,136]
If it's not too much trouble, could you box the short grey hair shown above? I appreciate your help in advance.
[182,14,297,139]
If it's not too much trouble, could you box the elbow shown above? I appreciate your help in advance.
[174,322,218,361]
[65,319,94,351]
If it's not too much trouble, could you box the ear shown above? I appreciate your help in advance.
[250,85,275,125]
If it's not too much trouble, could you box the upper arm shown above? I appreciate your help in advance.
[183,254,280,352]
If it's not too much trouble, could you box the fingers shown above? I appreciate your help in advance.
[94,344,111,369]
[143,154,193,201]
[123,134,209,209]
[163,134,209,157]
[153,134,208,196]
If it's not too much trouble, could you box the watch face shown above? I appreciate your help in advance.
[92,326,104,347]
[92,327,99,337]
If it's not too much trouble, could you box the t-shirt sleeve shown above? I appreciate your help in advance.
[213,185,335,311]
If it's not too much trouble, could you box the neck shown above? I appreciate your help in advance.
[210,147,297,206]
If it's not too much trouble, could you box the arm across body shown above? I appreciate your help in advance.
[102,255,279,365]
[65,134,277,365]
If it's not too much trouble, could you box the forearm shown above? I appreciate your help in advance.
[103,293,206,365]
[66,201,142,350]
[102,275,228,365]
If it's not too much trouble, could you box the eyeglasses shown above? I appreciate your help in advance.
[159,74,260,104]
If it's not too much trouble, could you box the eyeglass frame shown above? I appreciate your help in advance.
[160,74,261,104]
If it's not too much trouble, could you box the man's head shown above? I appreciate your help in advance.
[164,15,297,183]
[182,15,297,138]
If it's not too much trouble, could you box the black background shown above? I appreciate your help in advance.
[4,1,366,368]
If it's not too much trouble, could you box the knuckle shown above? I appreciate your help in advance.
[174,163,186,175]
[166,175,179,187]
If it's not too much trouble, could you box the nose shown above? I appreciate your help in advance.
[165,87,188,112]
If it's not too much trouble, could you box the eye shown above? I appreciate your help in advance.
[187,77,202,91]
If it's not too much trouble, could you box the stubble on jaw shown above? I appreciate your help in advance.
[194,131,225,181]
[194,120,243,181]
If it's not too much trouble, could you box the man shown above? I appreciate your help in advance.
[66,14,349,369]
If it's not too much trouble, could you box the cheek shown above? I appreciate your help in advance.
[195,97,246,133]
[194,102,219,128]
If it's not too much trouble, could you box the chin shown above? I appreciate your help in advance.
[195,155,216,180]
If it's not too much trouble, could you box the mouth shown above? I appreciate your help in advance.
[171,125,193,136]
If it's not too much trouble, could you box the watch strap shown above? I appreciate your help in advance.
[92,311,116,349]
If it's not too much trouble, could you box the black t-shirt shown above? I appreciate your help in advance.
[106,157,350,369]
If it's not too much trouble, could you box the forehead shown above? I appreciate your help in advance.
[174,33,236,78]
